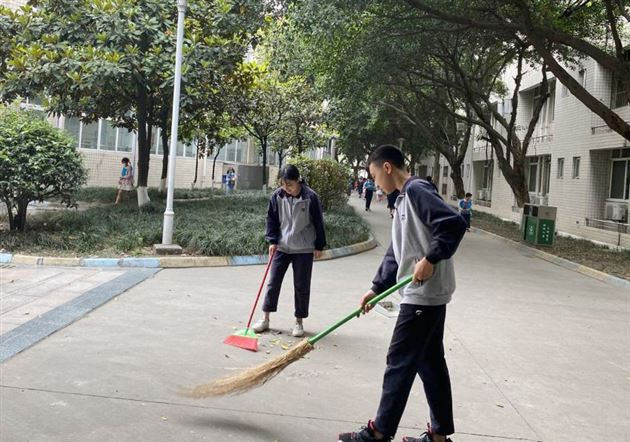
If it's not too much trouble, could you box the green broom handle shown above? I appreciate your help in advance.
[308,275,413,345]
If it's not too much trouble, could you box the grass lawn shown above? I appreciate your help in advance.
[0,191,371,257]
[472,210,630,281]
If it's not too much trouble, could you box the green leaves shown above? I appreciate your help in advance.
[0,105,87,231]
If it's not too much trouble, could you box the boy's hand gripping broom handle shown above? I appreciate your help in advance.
[308,275,413,345]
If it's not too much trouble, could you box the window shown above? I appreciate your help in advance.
[176,141,185,157]
[528,159,538,192]
[99,121,117,151]
[441,183,448,195]
[578,69,586,88]
[80,122,98,149]
[117,129,134,152]
[442,166,449,178]
[572,156,581,179]
[611,75,629,109]
[561,85,569,98]
[64,117,81,146]
[610,160,627,199]
[557,158,564,179]
[541,156,551,195]
[465,164,470,178]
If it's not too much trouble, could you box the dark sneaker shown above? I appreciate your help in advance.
[338,420,391,442]
[402,424,452,442]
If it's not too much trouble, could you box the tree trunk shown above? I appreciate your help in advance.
[450,167,465,199]
[192,148,200,189]
[12,200,28,231]
[136,87,151,207]
[278,151,284,170]
[495,154,530,207]
[261,137,268,191]
[211,148,221,187]
[432,152,441,187]
[159,127,169,194]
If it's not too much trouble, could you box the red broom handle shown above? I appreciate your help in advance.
[245,248,276,329]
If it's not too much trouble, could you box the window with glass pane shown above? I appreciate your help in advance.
[610,161,627,199]
[541,157,551,195]
[528,161,538,192]
[80,122,99,149]
[235,142,243,163]
[557,158,564,179]
[226,141,236,162]
[150,129,159,155]
[612,76,629,108]
[64,117,81,146]
[99,121,117,150]
[176,141,185,157]
[117,129,134,152]
[187,142,197,158]
[442,166,449,177]
[572,157,581,179]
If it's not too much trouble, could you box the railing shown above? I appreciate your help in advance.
[586,218,630,235]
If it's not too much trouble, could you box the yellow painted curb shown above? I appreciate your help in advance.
[41,257,82,266]
[159,256,230,268]
[11,254,42,265]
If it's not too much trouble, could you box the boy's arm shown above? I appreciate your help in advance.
[310,194,327,250]
[370,243,398,294]
[407,183,467,264]
[265,194,281,245]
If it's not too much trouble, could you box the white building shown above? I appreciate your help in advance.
[418,57,630,249]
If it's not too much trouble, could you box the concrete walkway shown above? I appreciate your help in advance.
[1,194,628,441]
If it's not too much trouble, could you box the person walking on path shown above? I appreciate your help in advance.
[115,157,134,204]
[386,188,399,218]
[357,178,365,199]
[338,145,467,442]
[364,178,376,211]
[252,164,327,338]
[459,193,473,231]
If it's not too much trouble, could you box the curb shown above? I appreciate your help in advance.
[0,235,378,269]
[472,228,630,290]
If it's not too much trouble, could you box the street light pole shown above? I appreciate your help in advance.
[160,0,186,248]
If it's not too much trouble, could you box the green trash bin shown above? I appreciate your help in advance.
[522,204,557,246]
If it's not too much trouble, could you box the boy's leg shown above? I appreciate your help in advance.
[261,251,291,313]
[291,252,314,319]
[416,306,454,436]
[374,304,443,439]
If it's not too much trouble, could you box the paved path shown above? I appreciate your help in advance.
[1,194,628,441]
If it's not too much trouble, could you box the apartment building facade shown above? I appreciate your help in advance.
[418,58,630,249]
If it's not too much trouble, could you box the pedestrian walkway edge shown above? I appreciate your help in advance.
[0,268,159,363]
[473,228,630,289]
[0,236,378,269]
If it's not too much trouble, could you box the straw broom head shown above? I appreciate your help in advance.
[181,339,314,398]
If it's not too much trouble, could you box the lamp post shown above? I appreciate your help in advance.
[157,0,186,254]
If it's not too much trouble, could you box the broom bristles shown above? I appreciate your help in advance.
[181,339,314,398]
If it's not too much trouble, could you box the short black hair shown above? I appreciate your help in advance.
[368,145,405,169]
[426,176,433,182]
[121,157,130,164]
[280,164,301,182]
[465,192,472,198]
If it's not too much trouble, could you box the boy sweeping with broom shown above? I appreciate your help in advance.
[338,145,467,442]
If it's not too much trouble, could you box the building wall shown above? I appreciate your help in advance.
[455,57,630,248]
[1,0,26,9]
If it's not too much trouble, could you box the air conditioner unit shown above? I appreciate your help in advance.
[605,201,628,222]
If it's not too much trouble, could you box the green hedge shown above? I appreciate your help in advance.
[0,193,370,257]
[286,157,349,210]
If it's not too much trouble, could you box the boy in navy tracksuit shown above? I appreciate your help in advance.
[252,164,326,338]
[339,145,467,442]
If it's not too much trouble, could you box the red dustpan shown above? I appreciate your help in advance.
[223,249,275,352]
